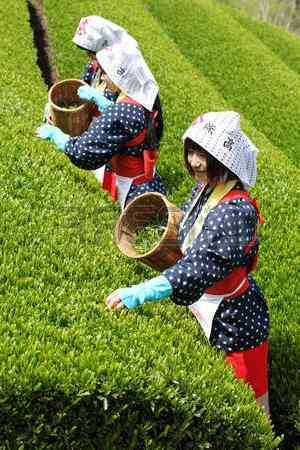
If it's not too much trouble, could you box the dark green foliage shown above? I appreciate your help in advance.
[0,379,282,449]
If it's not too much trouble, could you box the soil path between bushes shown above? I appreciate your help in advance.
[26,0,58,88]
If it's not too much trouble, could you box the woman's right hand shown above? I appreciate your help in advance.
[106,290,125,311]
[43,102,54,125]
[78,86,113,112]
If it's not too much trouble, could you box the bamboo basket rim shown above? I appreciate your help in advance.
[115,192,180,259]
[48,78,89,113]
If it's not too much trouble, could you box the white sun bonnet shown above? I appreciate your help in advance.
[73,16,138,53]
[182,111,258,189]
[96,43,159,111]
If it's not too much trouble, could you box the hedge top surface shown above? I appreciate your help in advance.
[143,0,300,167]
[42,1,300,447]
[227,3,300,76]
[41,0,300,383]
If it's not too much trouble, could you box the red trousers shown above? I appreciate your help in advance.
[225,340,269,398]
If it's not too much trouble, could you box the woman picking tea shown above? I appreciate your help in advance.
[37,43,165,209]
[106,112,270,415]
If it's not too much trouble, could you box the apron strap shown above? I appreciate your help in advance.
[181,180,237,253]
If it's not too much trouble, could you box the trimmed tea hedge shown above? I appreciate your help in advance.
[227,4,300,76]
[1,1,278,448]
[1,0,299,447]
[143,0,300,167]
[43,0,300,447]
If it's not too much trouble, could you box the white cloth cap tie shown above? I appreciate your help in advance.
[73,16,138,53]
[182,111,258,189]
[97,43,159,111]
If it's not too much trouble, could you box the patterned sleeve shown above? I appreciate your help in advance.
[103,89,119,102]
[80,63,94,85]
[64,103,146,170]
[163,199,258,305]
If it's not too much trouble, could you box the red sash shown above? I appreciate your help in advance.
[205,190,263,297]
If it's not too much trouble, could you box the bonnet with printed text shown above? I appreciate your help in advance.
[182,111,258,189]
[96,43,159,111]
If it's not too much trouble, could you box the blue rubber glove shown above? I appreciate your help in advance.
[37,124,69,151]
[118,275,173,309]
[77,86,113,112]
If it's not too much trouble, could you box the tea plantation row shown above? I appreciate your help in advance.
[43,0,300,446]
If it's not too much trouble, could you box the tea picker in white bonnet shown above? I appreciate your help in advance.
[37,40,165,210]
[72,17,139,188]
[182,111,258,189]
[106,110,269,415]
[76,43,161,192]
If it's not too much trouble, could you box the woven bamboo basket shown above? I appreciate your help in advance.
[48,79,94,136]
[115,192,183,272]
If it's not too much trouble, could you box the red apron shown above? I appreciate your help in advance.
[100,96,159,207]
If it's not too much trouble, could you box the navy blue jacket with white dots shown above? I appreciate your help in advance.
[81,62,96,85]
[163,183,269,353]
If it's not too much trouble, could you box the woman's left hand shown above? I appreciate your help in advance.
[36,124,69,151]
[106,290,125,310]
[106,276,172,311]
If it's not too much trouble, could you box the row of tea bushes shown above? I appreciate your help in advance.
[227,4,300,76]
[1,0,277,447]
[44,0,300,447]
[143,0,300,167]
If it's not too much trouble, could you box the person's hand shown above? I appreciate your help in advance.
[36,124,69,151]
[43,102,54,125]
[77,86,113,112]
[106,276,173,311]
[77,85,98,101]
[106,290,125,310]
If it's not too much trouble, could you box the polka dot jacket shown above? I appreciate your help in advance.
[81,62,102,87]
[81,62,95,85]
[80,64,117,101]
[64,96,166,203]
[163,183,269,353]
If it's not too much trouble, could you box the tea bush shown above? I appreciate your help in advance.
[43,0,300,446]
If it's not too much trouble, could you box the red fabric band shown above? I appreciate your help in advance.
[205,267,248,295]
[111,154,144,177]
[102,170,117,201]
[205,189,262,296]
